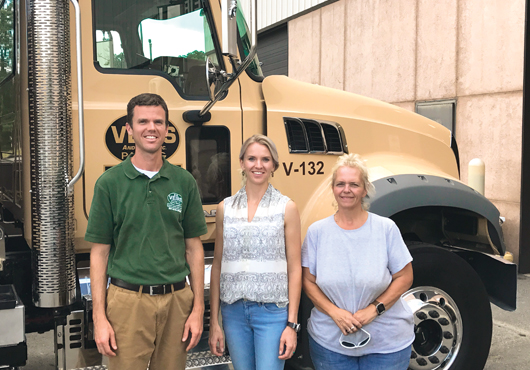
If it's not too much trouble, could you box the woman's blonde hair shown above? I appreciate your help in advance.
[330,153,375,211]
[239,135,280,184]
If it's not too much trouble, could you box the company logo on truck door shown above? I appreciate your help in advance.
[105,116,179,160]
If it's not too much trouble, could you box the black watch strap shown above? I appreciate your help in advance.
[287,321,301,332]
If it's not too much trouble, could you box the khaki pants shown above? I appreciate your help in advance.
[106,282,194,370]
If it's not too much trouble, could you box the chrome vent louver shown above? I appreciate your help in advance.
[301,119,325,153]
[284,118,308,152]
[322,123,344,153]
[284,117,347,154]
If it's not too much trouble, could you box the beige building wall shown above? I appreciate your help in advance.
[288,0,524,262]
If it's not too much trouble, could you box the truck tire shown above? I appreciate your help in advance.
[405,243,492,370]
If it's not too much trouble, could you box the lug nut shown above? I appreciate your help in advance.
[416,358,428,366]
[429,356,440,364]
[443,331,454,339]
[438,318,450,326]
[416,311,428,320]
[440,345,449,354]
[428,310,440,318]
[411,351,417,359]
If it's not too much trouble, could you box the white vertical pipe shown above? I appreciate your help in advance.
[468,158,485,195]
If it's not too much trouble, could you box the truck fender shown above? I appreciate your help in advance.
[369,174,506,254]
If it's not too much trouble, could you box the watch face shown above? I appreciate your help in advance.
[376,303,385,314]
[288,322,301,332]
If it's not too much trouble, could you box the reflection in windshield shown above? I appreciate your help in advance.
[93,1,221,98]
[139,10,206,61]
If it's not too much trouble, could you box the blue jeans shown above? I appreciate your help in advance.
[221,299,288,370]
[309,335,411,370]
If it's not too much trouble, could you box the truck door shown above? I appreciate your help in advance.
[77,0,242,249]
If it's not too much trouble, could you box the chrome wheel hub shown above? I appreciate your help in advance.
[403,287,462,370]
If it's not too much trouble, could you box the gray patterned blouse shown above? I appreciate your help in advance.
[220,184,290,305]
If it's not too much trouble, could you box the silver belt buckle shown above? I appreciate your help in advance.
[149,285,165,295]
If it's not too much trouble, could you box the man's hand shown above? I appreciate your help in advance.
[94,316,117,356]
[182,309,203,351]
[278,326,297,360]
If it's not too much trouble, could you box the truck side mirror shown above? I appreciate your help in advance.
[184,0,257,123]
[206,56,224,101]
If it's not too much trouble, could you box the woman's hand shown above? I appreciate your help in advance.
[330,307,363,335]
[278,326,297,360]
[353,304,378,327]
[208,323,225,357]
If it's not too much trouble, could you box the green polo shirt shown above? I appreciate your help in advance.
[85,156,207,285]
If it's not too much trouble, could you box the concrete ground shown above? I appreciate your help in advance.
[20,274,530,370]
[483,273,530,370]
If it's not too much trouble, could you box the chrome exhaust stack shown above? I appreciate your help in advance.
[27,0,76,308]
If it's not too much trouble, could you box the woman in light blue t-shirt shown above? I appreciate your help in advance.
[302,153,415,370]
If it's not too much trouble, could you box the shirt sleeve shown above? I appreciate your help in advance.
[85,179,114,245]
[302,224,318,276]
[386,221,413,275]
[182,175,208,239]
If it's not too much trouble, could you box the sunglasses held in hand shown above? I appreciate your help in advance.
[339,327,371,349]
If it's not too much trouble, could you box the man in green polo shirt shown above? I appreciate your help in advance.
[86,93,207,370]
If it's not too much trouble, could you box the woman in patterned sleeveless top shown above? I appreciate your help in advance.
[209,135,302,370]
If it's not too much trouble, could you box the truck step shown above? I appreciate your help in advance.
[72,351,232,370]
[186,350,232,369]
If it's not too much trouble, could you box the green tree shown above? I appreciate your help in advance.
[0,0,13,82]
[113,52,126,68]
[179,50,206,61]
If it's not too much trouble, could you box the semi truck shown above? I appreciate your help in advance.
[0,0,517,369]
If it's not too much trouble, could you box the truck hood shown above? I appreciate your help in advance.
[262,75,451,147]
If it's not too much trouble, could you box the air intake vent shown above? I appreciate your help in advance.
[322,123,344,153]
[284,118,347,154]
[301,120,325,152]
[284,118,308,152]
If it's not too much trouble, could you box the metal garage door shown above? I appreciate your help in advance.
[257,24,288,77]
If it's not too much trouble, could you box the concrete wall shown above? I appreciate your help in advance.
[288,0,524,261]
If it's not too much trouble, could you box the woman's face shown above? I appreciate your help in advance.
[332,166,367,211]
[240,142,275,186]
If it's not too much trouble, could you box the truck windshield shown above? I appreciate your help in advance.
[93,0,222,99]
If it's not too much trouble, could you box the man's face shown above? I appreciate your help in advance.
[126,105,168,156]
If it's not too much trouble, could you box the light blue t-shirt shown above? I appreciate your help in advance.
[302,213,414,356]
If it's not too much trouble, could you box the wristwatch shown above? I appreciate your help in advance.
[371,300,386,315]
[287,321,301,332]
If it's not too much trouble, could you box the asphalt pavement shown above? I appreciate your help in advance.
[20,273,530,370]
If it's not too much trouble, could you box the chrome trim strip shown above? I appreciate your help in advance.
[67,0,85,194]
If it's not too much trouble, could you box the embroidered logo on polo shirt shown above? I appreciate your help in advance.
[167,193,183,212]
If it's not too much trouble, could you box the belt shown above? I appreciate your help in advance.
[110,277,186,295]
